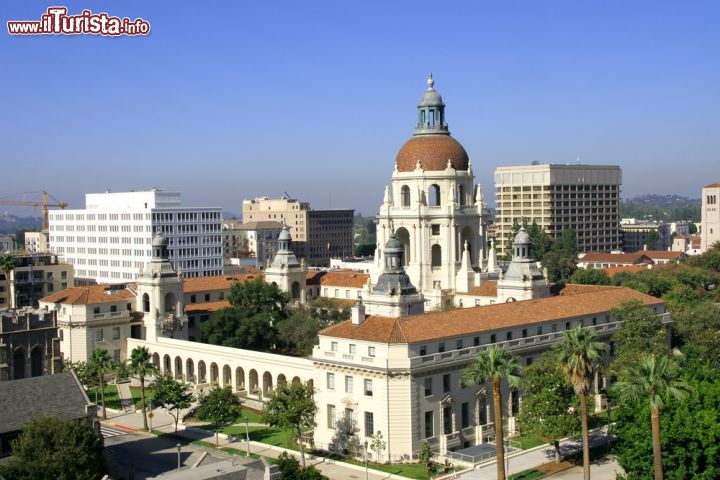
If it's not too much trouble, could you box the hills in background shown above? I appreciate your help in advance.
[620,194,701,223]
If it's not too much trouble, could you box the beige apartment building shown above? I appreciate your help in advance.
[701,183,720,252]
[242,197,353,266]
[0,252,74,309]
[494,164,622,253]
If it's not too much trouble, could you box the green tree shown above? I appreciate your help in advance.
[153,375,194,433]
[670,302,720,363]
[612,351,720,479]
[112,359,132,383]
[555,327,607,480]
[613,354,690,480]
[462,346,523,480]
[542,229,578,284]
[275,451,329,480]
[610,300,669,376]
[569,269,612,286]
[526,220,553,259]
[516,353,580,462]
[89,348,112,420]
[62,360,98,390]
[202,308,278,350]
[0,416,105,480]
[130,346,157,431]
[644,230,660,250]
[228,277,289,317]
[276,310,322,356]
[418,441,432,471]
[262,381,317,468]
[196,386,243,446]
[369,430,386,463]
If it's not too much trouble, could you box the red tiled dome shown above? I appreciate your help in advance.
[395,135,469,172]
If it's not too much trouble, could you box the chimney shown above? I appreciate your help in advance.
[351,301,366,325]
[643,244,647,251]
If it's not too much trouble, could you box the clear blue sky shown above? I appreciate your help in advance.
[1,1,718,216]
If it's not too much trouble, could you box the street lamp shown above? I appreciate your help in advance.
[176,443,181,471]
[244,415,250,457]
[364,440,369,480]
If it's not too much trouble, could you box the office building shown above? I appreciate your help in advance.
[494,164,622,253]
[48,190,223,284]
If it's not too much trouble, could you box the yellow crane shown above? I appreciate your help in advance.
[0,191,69,230]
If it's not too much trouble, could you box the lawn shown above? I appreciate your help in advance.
[222,425,296,449]
[509,433,547,450]
[84,384,155,411]
[508,470,545,480]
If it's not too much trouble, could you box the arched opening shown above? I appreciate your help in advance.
[249,369,259,394]
[152,353,160,369]
[278,374,287,387]
[460,226,474,264]
[163,354,171,374]
[458,184,465,206]
[429,184,441,207]
[291,282,301,300]
[198,361,207,383]
[13,348,25,380]
[164,292,176,314]
[142,293,150,313]
[431,244,442,268]
[210,362,219,385]
[30,346,43,377]
[223,365,232,388]
[400,185,411,207]
[395,227,411,266]
[186,359,195,383]
[236,367,245,391]
[263,371,273,395]
[175,356,183,380]
[292,376,301,385]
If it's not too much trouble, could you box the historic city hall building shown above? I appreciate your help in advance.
[37,77,670,464]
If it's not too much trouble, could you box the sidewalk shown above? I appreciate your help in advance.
[105,408,407,480]
[459,427,616,478]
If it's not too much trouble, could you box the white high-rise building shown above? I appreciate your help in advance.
[48,190,223,284]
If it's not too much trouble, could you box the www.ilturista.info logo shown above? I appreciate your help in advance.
[7,7,150,36]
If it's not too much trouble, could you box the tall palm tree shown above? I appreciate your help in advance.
[613,354,690,480]
[130,346,157,431]
[90,348,112,420]
[462,346,523,480]
[0,254,15,307]
[555,327,607,480]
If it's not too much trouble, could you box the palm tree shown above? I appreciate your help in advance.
[613,354,690,480]
[0,254,15,307]
[462,346,523,480]
[130,346,157,431]
[555,327,607,480]
[90,348,112,420]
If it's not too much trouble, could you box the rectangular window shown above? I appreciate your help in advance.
[490,334,496,343]
[424,377,432,396]
[349,344,356,354]
[345,375,354,393]
[565,321,571,330]
[327,373,335,390]
[419,345,427,356]
[113,349,121,362]
[424,411,434,438]
[364,412,374,437]
[473,336,480,346]
[456,339,463,350]
[95,328,104,342]
[327,405,336,429]
[443,373,451,393]
[438,342,445,353]
[204,294,210,302]
[111,305,118,313]
[443,406,453,434]
[536,326,543,336]
[93,307,100,314]
[506,331,512,341]
[190,295,196,303]
[368,346,375,357]
[364,379,373,396]
[331,341,338,352]
[112,327,120,340]
[522,329,527,338]
[461,402,470,429]
[431,224,440,235]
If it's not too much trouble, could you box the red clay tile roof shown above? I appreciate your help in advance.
[183,274,262,293]
[306,270,369,289]
[704,183,720,188]
[578,252,652,265]
[600,265,649,278]
[395,135,469,172]
[40,285,134,305]
[185,300,230,313]
[320,286,663,344]
[466,281,498,297]
[641,250,684,260]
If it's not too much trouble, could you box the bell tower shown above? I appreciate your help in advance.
[264,225,307,304]
[135,233,187,342]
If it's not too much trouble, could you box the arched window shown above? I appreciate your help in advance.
[429,184,441,207]
[164,292,176,313]
[13,348,26,380]
[30,347,43,377]
[142,293,150,313]
[396,228,411,266]
[431,244,442,267]
[458,184,465,206]
[401,185,411,207]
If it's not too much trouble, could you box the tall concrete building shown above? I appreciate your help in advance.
[494,164,622,253]
[49,190,223,284]
[701,183,720,252]
[242,197,353,266]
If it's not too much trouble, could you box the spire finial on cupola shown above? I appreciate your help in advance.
[427,73,434,90]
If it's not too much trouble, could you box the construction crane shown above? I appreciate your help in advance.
[0,191,69,230]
